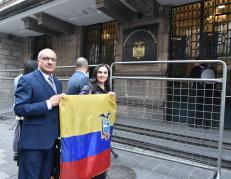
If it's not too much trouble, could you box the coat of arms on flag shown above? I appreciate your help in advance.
[59,94,117,179]
[100,113,111,140]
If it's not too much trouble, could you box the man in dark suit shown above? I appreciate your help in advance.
[14,48,63,179]
[67,57,89,95]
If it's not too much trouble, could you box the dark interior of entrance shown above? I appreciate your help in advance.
[169,0,231,77]
[83,21,117,66]
[169,0,231,129]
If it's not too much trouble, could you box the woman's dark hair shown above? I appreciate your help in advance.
[91,64,110,91]
[23,60,38,75]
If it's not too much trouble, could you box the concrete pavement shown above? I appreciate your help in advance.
[0,119,18,179]
[1,118,231,179]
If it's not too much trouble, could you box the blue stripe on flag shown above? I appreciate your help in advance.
[61,127,113,162]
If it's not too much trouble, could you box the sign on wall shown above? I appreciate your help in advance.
[122,24,158,61]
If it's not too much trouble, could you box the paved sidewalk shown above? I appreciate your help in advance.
[1,118,231,179]
[0,119,18,179]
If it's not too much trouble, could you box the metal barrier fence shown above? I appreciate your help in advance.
[0,65,97,119]
[0,61,228,179]
[110,60,227,179]
[0,69,21,120]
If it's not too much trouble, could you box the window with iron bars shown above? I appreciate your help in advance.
[83,21,117,65]
[169,0,231,78]
[33,35,52,60]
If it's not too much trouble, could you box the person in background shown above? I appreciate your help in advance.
[188,63,216,128]
[80,64,116,179]
[67,57,89,95]
[13,60,38,162]
[14,48,64,179]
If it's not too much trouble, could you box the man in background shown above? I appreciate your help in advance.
[67,57,89,95]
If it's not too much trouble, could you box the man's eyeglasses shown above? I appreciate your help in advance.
[41,56,56,62]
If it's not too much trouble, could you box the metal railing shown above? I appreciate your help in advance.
[0,65,97,119]
[0,69,21,120]
[110,60,227,179]
[0,61,228,179]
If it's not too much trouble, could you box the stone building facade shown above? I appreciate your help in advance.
[1,1,231,170]
[0,0,171,68]
[0,0,230,127]
[0,0,174,127]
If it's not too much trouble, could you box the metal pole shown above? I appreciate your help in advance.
[216,61,227,179]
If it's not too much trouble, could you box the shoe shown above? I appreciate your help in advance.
[13,153,19,161]
[13,155,19,161]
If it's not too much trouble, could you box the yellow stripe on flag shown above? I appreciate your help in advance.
[59,94,117,138]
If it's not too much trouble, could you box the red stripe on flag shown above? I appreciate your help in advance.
[60,148,111,179]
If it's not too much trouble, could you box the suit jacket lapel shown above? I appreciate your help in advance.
[33,69,56,96]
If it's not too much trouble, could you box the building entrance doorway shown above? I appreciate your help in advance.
[83,21,117,65]
[169,0,231,129]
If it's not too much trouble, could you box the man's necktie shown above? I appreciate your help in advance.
[48,76,57,93]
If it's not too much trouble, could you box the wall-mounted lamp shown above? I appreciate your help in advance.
[101,30,110,40]
[206,5,226,22]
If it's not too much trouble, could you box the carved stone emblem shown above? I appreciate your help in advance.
[132,41,145,59]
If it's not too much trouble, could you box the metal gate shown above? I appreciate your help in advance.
[170,0,231,78]
[110,60,227,179]
[84,21,117,65]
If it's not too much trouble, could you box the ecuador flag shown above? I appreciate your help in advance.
[59,94,117,179]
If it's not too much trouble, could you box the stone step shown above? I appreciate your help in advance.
[114,123,231,151]
[113,115,231,168]
[112,136,231,169]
